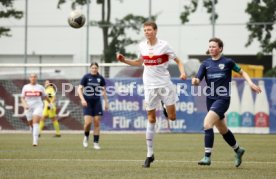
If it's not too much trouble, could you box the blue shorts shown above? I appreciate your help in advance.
[206,98,230,120]
[83,99,103,117]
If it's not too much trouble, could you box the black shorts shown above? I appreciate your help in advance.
[206,98,230,120]
[83,99,103,117]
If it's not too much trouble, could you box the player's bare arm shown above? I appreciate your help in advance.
[116,53,143,66]
[21,97,29,110]
[191,78,200,86]
[77,85,88,107]
[191,78,200,85]
[174,57,187,80]
[102,87,108,111]
[239,69,262,93]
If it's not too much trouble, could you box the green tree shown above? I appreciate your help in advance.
[102,14,151,62]
[58,0,152,62]
[264,66,276,77]
[0,0,23,37]
[245,0,276,54]
[180,0,218,24]
[179,0,276,54]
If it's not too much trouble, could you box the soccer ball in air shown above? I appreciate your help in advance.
[68,11,86,28]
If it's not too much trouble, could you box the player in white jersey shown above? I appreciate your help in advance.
[21,73,50,146]
[117,21,186,168]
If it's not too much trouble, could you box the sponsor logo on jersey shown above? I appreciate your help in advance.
[87,82,100,86]
[142,54,169,66]
[207,73,225,79]
[25,91,42,97]
[97,78,101,83]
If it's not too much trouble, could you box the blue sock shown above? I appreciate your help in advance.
[222,130,239,152]
[204,128,214,157]
[94,135,99,143]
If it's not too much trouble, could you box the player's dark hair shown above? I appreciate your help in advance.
[144,21,158,30]
[206,37,224,55]
[90,62,99,68]
[90,62,100,75]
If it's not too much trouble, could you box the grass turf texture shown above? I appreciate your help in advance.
[0,133,275,179]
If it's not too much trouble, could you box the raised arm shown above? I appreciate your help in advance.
[174,57,187,80]
[116,53,143,66]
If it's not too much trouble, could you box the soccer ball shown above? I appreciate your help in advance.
[68,11,86,28]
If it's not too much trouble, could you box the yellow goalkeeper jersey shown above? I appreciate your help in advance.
[45,86,56,103]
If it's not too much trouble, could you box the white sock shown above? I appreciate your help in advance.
[232,143,239,150]
[33,123,39,145]
[146,121,155,157]
[29,126,33,132]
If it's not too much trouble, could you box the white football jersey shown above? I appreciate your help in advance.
[138,39,177,89]
[21,84,46,107]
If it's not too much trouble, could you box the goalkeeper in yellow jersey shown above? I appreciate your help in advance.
[39,80,61,137]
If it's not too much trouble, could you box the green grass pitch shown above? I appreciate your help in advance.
[0,133,275,179]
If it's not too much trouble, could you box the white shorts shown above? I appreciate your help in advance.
[25,104,43,121]
[144,84,178,111]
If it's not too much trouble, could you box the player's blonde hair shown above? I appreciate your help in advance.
[29,73,38,77]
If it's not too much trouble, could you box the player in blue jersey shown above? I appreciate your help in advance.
[78,63,108,149]
[192,37,261,167]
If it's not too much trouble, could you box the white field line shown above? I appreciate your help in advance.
[0,158,276,164]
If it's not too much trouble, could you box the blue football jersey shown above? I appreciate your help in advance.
[80,73,106,100]
[196,56,241,99]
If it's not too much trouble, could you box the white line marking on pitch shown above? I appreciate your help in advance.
[0,159,275,164]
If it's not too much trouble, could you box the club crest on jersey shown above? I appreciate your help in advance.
[97,78,101,83]
[218,64,225,70]
[157,58,162,64]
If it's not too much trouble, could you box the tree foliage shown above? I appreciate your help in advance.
[179,0,276,54]
[0,0,23,37]
[58,0,87,9]
[104,14,152,62]
[264,66,276,77]
[245,0,276,54]
[180,0,218,24]
[58,0,153,62]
